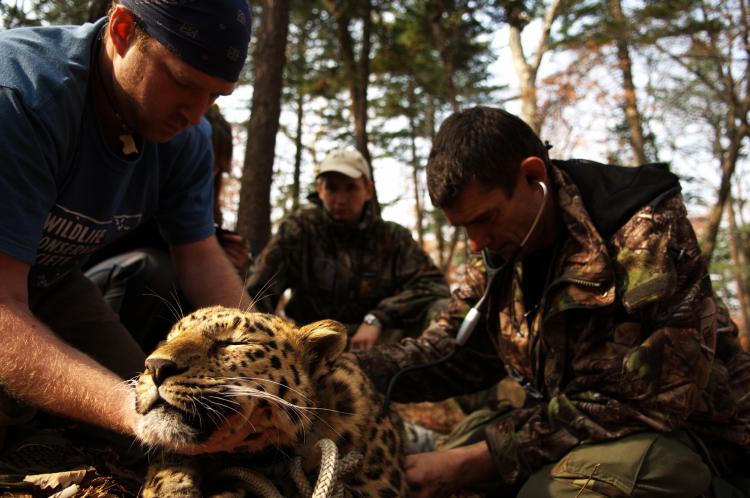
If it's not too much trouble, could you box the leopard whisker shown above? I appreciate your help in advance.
[191,394,223,430]
[244,272,281,313]
[194,396,231,427]
[218,388,350,416]
[185,395,214,426]
[214,376,314,403]
[202,394,244,419]
[186,396,206,429]
[203,395,261,435]
[221,387,314,426]
[189,396,214,427]
[221,388,329,437]
[299,409,344,441]
[171,383,241,415]
[222,387,304,410]
[169,285,185,320]
[142,286,183,323]
[213,383,317,429]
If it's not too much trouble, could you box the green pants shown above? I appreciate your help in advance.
[438,408,750,497]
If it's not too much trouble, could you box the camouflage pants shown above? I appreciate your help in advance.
[439,408,750,497]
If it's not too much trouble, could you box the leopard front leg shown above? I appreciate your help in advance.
[142,460,250,498]
[142,460,204,498]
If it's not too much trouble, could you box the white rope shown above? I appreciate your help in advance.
[311,439,338,498]
[291,439,364,498]
[220,467,284,498]
[290,454,313,496]
[223,439,363,498]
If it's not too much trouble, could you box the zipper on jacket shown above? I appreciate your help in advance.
[527,274,609,400]
[564,277,604,289]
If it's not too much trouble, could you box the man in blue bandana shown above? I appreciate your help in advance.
[0,1,255,454]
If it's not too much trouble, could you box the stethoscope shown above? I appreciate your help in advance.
[382,180,548,412]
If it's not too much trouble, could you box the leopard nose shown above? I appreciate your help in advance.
[145,358,183,386]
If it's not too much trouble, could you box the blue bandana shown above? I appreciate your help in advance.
[119,0,252,82]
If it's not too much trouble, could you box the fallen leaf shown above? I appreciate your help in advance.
[22,467,93,490]
[49,483,79,498]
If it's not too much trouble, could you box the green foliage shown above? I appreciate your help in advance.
[492,0,558,28]
[1,0,109,28]
[550,0,720,53]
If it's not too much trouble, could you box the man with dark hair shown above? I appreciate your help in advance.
[0,1,255,454]
[355,106,750,496]
[247,148,451,351]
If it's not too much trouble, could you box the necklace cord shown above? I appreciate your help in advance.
[93,35,134,135]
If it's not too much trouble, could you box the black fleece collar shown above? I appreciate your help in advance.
[553,159,681,240]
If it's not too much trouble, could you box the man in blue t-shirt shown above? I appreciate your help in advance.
[0,1,256,454]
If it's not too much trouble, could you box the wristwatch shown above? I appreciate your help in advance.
[362,313,382,328]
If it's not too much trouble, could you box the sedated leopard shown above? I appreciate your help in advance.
[134,306,407,497]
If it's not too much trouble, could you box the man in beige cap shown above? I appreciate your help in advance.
[246,148,450,350]
[314,149,375,223]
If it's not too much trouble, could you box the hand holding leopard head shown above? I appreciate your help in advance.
[134,306,406,497]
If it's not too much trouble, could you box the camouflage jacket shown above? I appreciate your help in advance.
[246,203,450,331]
[356,161,750,484]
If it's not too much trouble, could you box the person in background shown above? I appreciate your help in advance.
[353,106,750,497]
[0,0,256,455]
[246,148,451,351]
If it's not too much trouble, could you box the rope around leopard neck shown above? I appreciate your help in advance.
[291,439,363,498]
[221,438,363,498]
[220,467,283,498]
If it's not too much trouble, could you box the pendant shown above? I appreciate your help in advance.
[119,134,138,155]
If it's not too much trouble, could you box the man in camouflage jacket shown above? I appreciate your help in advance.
[246,149,450,351]
[355,107,750,497]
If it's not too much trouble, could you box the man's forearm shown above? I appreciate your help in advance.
[173,236,253,311]
[0,301,138,435]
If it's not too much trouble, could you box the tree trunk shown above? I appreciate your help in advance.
[427,0,464,271]
[324,0,378,210]
[407,82,424,248]
[506,0,564,133]
[726,195,750,337]
[701,126,747,261]
[608,0,647,165]
[687,0,749,261]
[292,88,304,211]
[426,95,445,266]
[441,229,461,274]
[355,0,372,164]
[427,0,459,111]
[236,0,291,255]
[290,17,312,212]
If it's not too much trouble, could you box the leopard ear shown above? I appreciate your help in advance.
[297,320,348,366]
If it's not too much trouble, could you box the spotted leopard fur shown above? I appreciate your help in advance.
[135,306,407,497]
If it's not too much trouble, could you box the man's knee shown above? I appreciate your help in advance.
[518,431,712,497]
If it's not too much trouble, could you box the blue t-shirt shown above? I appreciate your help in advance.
[0,20,215,288]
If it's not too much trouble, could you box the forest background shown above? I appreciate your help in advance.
[2,0,749,347]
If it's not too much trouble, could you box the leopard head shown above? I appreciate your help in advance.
[134,306,347,453]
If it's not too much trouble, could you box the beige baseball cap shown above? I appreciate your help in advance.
[316,149,371,181]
